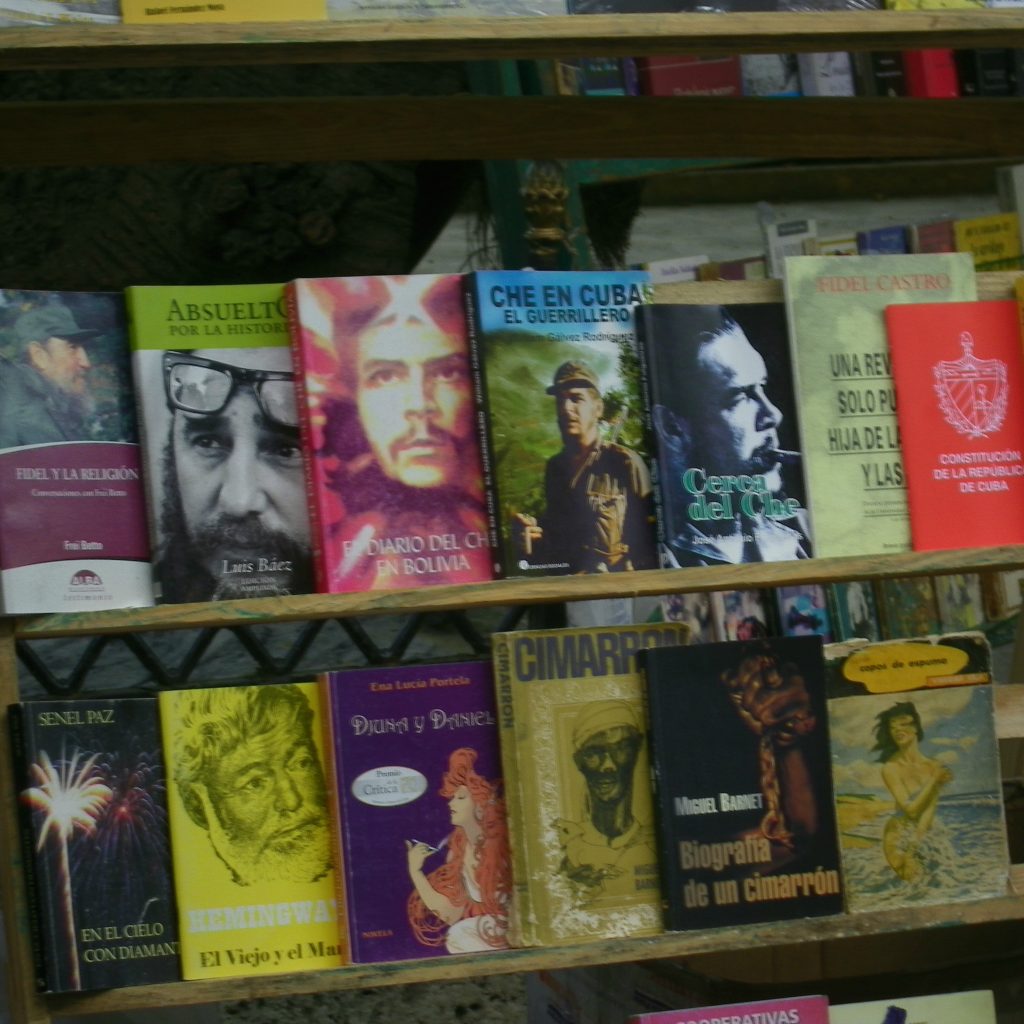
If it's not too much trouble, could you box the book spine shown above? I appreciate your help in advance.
[462,274,504,578]
[634,309,668,563]
[284,281,328,594]
[6,705,50,992]
[490,633,534,947]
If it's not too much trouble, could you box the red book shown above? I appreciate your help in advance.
[885,299,1024,550]
[636,55,742,97]
[903,48,960,98]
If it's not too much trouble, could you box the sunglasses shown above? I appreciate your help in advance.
[163,352,299,429]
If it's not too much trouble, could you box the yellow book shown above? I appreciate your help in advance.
[121,0,325,24]
[953,211,1023,271]
[158,681,346,980]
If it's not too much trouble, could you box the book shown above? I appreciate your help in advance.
[877,576,941,638]
[711,589,771,641]
[852,51,907,96]
[637,56,743,96]
[808,234,859,256]
[981,567,1024,619]
[904,49,961,97]
[8,697,179,992]
[0,0,118,23]
[464,270,657,579]
[828,580,883,641]
[635,302,812,567]
[126,283,315,604]
[885,300,1024,549]
[287,274,493,593]
[783,253,978,558]
[661,591,716,642]
[635,255,710,284]
[326,0,565,15]
[825,634,1009,912]
[934,573,986,630]
[830,990,996,1024]
[910,219,957,253]
[764,219,818,277]
[0,290,152,613]
[629,995,830,1024]
[740,54,801,96]
[952,212,1023,270]
[776,583,834,640]
[121,0,325,22]
[322,660,511,962]
[697,256,768,281]
[796,52,856,95]
[491,621,690,946]
[954,48,1014,95]
[157,681,345,979]
[856,226,910,255]
[641,635,844,929]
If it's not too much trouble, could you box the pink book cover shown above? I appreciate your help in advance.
[885,299,1024,550]
[630,994,829,1024]
[287,274,493,593]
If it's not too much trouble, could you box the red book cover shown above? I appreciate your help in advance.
[911,219,957,253]
[637,55,742,97]
[287,274,493,593]
[903,48,960,98]
[885,299,1024,550]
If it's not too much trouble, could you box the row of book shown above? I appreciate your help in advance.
[3,252,1024,612]
[9,622,1011,991]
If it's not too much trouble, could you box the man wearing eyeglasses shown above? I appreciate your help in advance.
[156,346,313,603]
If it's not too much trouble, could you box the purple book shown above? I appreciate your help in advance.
[324,660,512,963]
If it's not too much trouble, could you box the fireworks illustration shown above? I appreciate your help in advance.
[23,747,112,990]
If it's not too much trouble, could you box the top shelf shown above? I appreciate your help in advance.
[5,10,1024,70]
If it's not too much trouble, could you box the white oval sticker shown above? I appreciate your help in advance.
[351,765,427,808]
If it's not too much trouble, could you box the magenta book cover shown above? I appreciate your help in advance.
[630,995,830,1024]
[288,275,493,593]
[0,290,152,613]
[323,659,511,963]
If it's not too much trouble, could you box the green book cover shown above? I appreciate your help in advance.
[783,254,977,558]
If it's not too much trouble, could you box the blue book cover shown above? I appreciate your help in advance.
[856,226,910,255]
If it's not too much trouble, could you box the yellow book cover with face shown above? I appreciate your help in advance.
[158,681,346,980]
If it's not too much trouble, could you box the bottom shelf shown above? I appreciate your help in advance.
[47,864,1024,1016]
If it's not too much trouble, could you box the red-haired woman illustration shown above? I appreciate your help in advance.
[405,747,511,953]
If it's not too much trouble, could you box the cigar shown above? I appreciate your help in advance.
[769,449,801,462]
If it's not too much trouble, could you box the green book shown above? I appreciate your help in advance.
[783,254,977,558]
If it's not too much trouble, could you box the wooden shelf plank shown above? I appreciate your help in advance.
[5,11,1024,69]
[45,871,1024,1015]
[4,95,1024,167]
[12,544,1024,639]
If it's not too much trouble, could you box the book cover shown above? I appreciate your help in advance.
[126,283,314,604]
[910,220,957,254]
[122,0,326,23]
[697,257,768,282]
[934,573,986,630]
[630,995,830,1024]
[852,51,907,96]
[904,49,961,97]
[635,303,812,568]
[796,52,856,95]
[828,580,882,641]
[636,255,710,284]
[322,659,510,962]
[809,235,859,256]
[326,0,565,16]
[492,621,689,946]
[287,274,492,593]
[954,48,1014,95]
[661,592,715,642]
[830,990,996,1024]
[825,635,1009,912]
[981,567,1024,619]
[0,291,152,613]
[885,300,1024,549]
[710,589,771,641]
[953,212,1023,270]
[641,636,844,929]
[0,0,118,24]
[740,54,801,97]
[9,697,180,992]
[856,226,910,255]
[158,682,345,979]
[783,253,978,558]
[765,219,818,277]
[637,56,743,96]
[877,576,941,638]
[776,583,834,641]
[464,270,657,579]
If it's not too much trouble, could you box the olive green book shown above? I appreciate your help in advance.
[782,254,976,558]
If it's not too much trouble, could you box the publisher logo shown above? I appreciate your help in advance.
[70,569,103,589]
[933,332,1007,439]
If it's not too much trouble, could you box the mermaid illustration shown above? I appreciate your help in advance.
[873,701,953,882]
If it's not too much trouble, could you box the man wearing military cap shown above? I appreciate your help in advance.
[514,358,656,574]
[0,301,101,447]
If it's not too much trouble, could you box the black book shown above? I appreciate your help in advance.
[8,697,180,992]
[641,636,844,929]
[955,49,1014,97]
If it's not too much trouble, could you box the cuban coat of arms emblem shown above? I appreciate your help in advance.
[933,332,1008,439]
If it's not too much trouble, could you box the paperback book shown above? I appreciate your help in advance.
[635,302,812,568]
[776,583,834,640]
[710,589,771,641]
[877,576,941,639]
[826,634,1008,911]
[828,580,882,641]
[830,990,996,1024]
[126,283,314,604]
[287,274,492,593]
[934,573,986,631]
[9,697,179,992]
[0,290,151,613]
[492,621,690,946]
[885,300,1024,549]
[783,253,977,558]
[158,682,345,979]
[322,660,510,962]
[629,995,830,1024]
[641,635,844,929]
[464,270,657,578]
